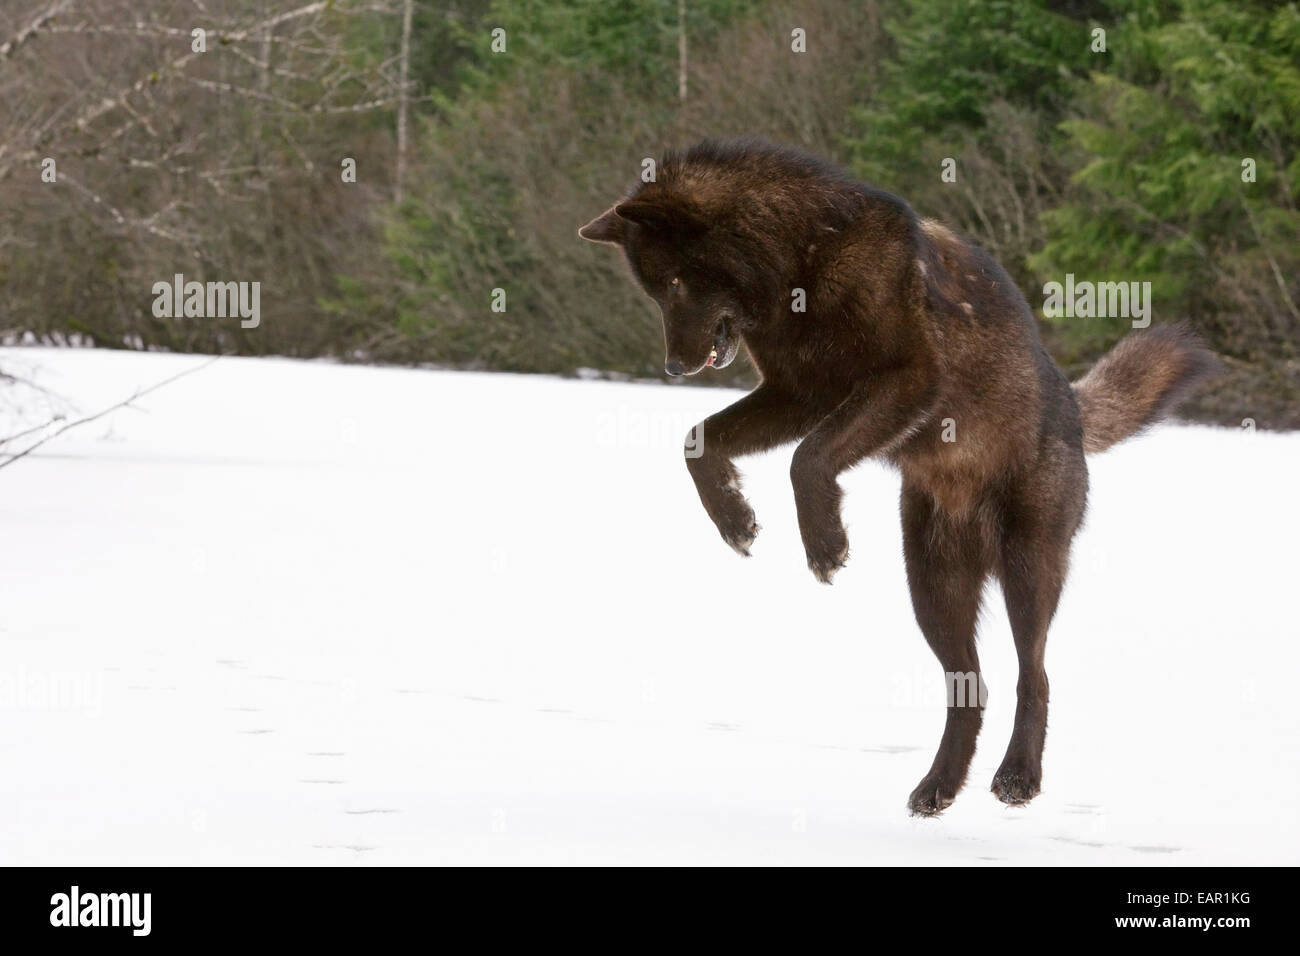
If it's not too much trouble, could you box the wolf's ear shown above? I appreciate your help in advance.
[578,206,627,245]
[614,195,706,234]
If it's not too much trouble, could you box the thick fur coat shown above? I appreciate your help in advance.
[580,138,1218,814]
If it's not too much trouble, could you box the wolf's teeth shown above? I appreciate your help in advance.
[709,348,718,361]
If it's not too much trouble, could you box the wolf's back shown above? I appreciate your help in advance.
[1071,324,1220,454]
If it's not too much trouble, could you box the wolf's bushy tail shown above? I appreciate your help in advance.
[1072,324,1221,455]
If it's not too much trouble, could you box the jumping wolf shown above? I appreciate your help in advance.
[580,138,1217,815]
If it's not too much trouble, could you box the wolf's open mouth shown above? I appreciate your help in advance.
[706,318,735,369]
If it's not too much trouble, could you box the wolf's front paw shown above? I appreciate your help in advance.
[803,526,849,583]
[714,493,759,557]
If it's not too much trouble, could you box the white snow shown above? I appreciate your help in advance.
[1,346,1296,865]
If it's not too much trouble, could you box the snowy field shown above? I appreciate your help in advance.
[1,346,1297,866]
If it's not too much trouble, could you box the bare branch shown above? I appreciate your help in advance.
[0,355,223,472]
[0,0,77,60]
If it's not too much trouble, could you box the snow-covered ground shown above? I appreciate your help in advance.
[1,347,1296,865]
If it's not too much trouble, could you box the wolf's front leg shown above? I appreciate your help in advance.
[790,369,937,583]
[685,385,818,556]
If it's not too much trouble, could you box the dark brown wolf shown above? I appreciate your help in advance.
[579,138,1218,815]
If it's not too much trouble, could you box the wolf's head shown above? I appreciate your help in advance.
[579,186,744,377]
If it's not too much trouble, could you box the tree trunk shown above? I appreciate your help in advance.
[678,0,687,103]
[395,0,414,202]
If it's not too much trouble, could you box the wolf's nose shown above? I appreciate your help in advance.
[664,359,684,377]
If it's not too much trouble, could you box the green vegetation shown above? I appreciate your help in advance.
[2,0,1296,424]
[844,0,1298,423]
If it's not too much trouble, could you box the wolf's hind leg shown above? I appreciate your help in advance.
[991,514,1075,807]
[901,484,990,817]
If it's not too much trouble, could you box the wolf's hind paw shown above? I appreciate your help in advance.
[907,775,957,817]
[991,766,1041,807]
